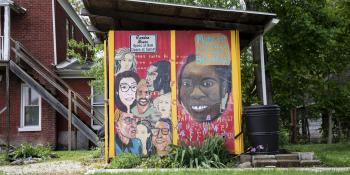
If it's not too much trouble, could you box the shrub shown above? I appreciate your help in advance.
[9,143,52,160]
[168,135,229,168]
[92,142,104,159]
[109,153,142,168]
[140,156,178,168]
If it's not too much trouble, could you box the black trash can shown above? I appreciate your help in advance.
[244,105,280,154]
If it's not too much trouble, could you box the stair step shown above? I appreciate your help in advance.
[275,154,299,160]
[253,155,275,160]
[252,160,277,167]
[300,160,321,167]
[276,160,300,167]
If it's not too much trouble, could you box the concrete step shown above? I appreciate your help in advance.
[276,160,300,167]
[252,155,275,161]
[300,160,322,167]
[275,154,299,160]
[252,160,277,167]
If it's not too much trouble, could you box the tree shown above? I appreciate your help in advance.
[255,0,350,142]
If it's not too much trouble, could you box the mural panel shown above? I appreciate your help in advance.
[175,31,235,153]
[112,31,235,157]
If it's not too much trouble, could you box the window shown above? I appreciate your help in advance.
[71,25,75,40]
[19,84,41,132]
[91,86,104,130]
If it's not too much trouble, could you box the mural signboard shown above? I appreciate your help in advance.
[106,30,243,158]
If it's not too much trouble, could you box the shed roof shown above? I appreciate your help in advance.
[82,0,278,49]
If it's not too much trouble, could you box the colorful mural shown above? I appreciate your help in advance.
[110,31,240,157]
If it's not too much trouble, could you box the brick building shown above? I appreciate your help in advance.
[0,0,102,149]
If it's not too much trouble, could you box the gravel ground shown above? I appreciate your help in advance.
[0,160,105,175]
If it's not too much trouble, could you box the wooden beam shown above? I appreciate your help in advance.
[68,90,72,150]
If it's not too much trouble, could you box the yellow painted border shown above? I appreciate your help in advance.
[231,30,244,154]
[170,30,178,145]
[108,31,115,158]
[103,40,109,162]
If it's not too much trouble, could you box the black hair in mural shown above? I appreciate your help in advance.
[115,71,140,112]
[148,60,171,94]
[177,54,232,122]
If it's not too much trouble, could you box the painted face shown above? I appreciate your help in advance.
[155,94,171,118]
[152,121,171,152]
[120,53,134,72]
[145,65,158,91]
[179,62,223,122]
[136,83,150,107]
[117,112,137,139]
[118,77,137,107]
[136,124,150,142]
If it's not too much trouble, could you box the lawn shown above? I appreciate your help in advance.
[53,150,98,161]
[284,143,350,167]
[91,169,350,175]
[0,153,8,166]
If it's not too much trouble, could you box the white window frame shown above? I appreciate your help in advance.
[91,86,103,130]
[18,84,42,132]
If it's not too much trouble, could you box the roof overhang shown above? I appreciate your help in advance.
[57,0,94,45]
[82,0,278,49]
[0,0,26,14]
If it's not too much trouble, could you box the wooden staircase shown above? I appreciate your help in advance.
[8,39,103,146]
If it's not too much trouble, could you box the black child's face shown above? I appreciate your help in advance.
[179,62,222,122]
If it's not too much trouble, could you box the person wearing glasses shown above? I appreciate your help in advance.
[115,71,140,113]
[115,111,142,155]
[178,54,231,122]
[151,118,172,156]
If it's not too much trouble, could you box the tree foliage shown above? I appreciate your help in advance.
[255,0,350,141]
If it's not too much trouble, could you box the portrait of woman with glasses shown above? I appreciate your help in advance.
[115,71,140,113]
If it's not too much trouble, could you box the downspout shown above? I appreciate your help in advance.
[4,5,10,61]
[258,18,279,105]
[52,0,57,65]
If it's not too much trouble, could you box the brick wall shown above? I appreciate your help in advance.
[0,0,92,148]
[55,0,87,64]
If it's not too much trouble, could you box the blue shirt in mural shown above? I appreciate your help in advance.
[115,134,142,155]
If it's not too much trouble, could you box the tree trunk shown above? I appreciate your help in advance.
[327,112,333,144]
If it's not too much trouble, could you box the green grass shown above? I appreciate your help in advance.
[0,152,9,166]
[284,143,350,167]
[91,170,350,175]
[53,150,97,161]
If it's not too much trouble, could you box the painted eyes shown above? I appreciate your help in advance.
[120,84,137,92]
[181,79,216,88]
[201,80,214,88]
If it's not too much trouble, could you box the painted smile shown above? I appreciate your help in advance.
[191,105,208,112]
[155,139,165,144]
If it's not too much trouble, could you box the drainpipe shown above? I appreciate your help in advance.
[4,5,10,61]
[259,18,279,105]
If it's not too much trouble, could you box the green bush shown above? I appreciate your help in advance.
[168,135,229,168]
[279,128,290,146]
[92,142,104,159]
[109,153,142,168]
[9,143,52,160]
[140,156,178,168]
